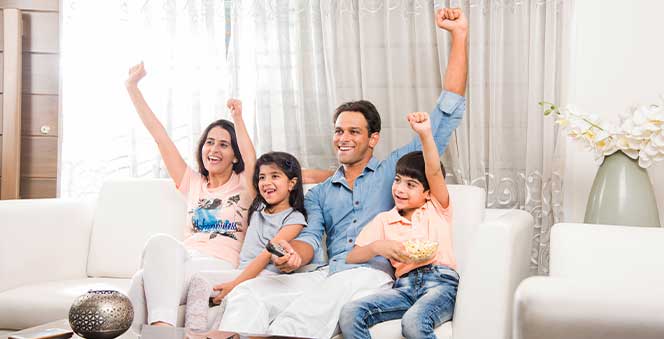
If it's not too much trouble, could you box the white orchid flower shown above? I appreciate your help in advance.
[544,99,664,168]
[622,148,640,159]
[638,152,652,168]
[651,131,664,147]
[643,144,659,157]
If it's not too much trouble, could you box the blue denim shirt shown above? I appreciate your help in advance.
[298,90,465,276]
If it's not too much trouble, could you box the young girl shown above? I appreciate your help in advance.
[125,62,257,330]
[339,112,459,339]
[184,151,307,332]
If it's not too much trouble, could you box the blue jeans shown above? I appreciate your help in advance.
[339,265,459,339]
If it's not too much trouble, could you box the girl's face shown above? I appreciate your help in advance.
[258,163,296,208]
[202,126,237,176]
[392,174,429,219]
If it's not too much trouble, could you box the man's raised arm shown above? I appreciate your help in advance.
[438,7,468,96]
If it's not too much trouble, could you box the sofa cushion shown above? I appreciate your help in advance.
[87,179,186,278]
[0,278,130,330]
[0,199,94,292]
[447,184,485,275]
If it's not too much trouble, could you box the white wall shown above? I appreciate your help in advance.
[565,0,664,225]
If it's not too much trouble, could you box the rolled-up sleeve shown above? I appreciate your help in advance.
[430,90,465,154]
[385,90,466,169]
[296,185,324,254]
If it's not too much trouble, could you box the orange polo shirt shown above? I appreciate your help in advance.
[354,197,455,277]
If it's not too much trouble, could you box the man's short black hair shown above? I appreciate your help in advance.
[333,100,381,135]
[395,151,446,191]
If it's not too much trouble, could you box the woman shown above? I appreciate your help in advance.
[124,62,255,330]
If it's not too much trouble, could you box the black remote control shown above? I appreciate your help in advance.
[266,241,287,257]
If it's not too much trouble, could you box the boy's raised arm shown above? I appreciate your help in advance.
[407,112,449,208]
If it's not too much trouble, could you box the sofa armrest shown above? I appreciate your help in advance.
[453,209,533,339]
[514,277,664,339]
[550,223,664,283]
[0,198,94,292]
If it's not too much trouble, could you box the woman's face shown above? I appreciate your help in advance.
[201,126,237,176]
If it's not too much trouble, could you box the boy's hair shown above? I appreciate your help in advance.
[333,100,381,135]
[395,151,446,191]
[196,119,245,178]
[248,152,307,222]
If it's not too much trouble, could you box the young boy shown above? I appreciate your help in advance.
[339,111,459,339]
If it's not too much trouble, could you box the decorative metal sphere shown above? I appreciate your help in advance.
[68,290,134,339]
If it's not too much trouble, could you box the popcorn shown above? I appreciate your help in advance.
[403,239,438,263]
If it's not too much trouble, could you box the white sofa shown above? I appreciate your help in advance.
[514,223,664,339]
[0,179,534,339]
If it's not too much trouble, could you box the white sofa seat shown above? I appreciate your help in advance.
[0,278,130,330]
[1,179,534,339]
[0,179,184,331]
[514,223,664,339]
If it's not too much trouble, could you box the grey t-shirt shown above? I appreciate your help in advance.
[238,206,307,273]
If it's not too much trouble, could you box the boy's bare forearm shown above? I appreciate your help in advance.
[418,129,444,179]
[346,244,376,264]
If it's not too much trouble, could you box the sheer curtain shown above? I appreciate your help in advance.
[227,1,337,169]
[60,0,230,197]
[61,0,572,272]
[443,0,573,273]
[230,0,572,272]
[228,0,447,168]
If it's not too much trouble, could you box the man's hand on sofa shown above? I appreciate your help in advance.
[272,240,303,273]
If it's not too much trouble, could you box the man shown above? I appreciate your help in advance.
[218,7,468,338]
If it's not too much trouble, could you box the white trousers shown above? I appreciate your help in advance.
[185,269,277,331]
[218,266,393,339]
[127,234,234,331]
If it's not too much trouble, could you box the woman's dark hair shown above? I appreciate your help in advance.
[333,100,382,135]
[247,152,307,222]
[195,119,245,178]
[395,151,446,191]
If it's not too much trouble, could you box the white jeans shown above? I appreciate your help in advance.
[218,266,393,338]
[127,234,234,331]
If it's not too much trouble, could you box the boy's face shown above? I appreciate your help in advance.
[392,174,429,218]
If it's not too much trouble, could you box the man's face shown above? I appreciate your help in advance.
[333,111,379,166]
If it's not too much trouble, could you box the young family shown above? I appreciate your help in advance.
[126,7,467,339]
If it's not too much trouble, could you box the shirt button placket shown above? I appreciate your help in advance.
[350,191,360,247]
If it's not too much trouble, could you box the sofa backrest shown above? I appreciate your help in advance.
[85,179,485,279]
[1,199,95,292]
[550,223,664,284]
[447,184,485,275]
[87,179,186,278]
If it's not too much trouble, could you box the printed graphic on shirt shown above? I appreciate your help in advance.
[190,194,246,240]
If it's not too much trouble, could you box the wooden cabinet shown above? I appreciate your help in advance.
[0,0,59,199]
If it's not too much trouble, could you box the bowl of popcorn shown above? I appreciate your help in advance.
[403,239,438,263]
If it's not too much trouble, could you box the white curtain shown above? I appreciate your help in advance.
[61,0,230,197]
[226,1,336,169]
[229,0,447,169]
[443,0,573,273]
[231,0,572,272]
[60,0,572,272]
